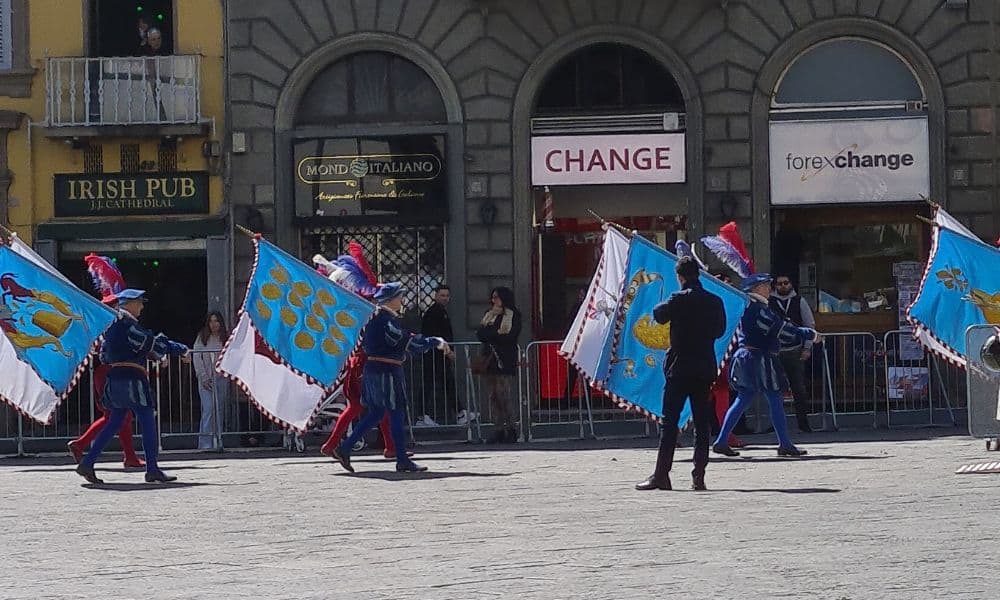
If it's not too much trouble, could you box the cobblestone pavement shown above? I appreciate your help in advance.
[2,429,999,600]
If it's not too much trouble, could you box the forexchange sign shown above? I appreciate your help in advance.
[769,117,929,205]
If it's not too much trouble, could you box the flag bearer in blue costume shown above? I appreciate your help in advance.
[330,282,450,474]
[712,273,821,458]
[75,289,189,484]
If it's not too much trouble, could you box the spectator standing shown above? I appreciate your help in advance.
[192,311,229,450]
[476,287,522,444]
[419,286,468,425]
[769,274,816,433]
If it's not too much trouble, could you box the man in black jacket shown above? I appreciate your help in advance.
[420,285,460,425]
[636,257,726,492]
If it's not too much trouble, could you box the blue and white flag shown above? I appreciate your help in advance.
[0,244,117,423]
[907,226,1000,367]
[217,238,376,431]
[598,235,749,419]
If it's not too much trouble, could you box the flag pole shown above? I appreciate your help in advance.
[915,215,936,227]
[235,224,260,239]
[587,209,635,238]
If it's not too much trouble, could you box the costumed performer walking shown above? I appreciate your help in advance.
[75,288,189,484]
[330,282,449,474]
[712,273,820,458]
[313,244,410,460]
[67,254,144,469]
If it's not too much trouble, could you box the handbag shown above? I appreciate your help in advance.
[470,349,497,375]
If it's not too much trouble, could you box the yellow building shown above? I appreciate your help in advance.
[0,0,226,339]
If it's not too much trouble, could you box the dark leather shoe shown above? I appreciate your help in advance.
[331,447,354,473]
[635,475,671,491]
[712,444,740,457]
[75,463,104,485]
[777,446,808,457]
[144,470,177,483]
[691,475,707,491]
[798,423,814,433]
[396,461,428,472]
[67,441,84,464]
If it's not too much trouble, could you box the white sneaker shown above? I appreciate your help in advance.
[414,415,439,427]
[457,412,469,426]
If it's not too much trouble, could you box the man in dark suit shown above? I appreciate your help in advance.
[636,257,726,492]
[419,285,460,424]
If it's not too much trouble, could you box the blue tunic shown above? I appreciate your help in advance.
[729,297,816,393]
[361,307,442,411]
[100,312,188,410]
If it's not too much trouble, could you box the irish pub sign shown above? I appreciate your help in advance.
[54,172,210,217]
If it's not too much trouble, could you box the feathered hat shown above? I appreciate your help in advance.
[313,241,379,299]
[84,253,126,306]
[700,221,754,280]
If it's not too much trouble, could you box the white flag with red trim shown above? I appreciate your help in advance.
[559,226,630,381]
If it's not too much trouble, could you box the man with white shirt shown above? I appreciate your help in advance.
[769,274,816,433]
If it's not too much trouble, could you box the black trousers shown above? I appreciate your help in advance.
[779,352,810,429]
[652,376,713,479]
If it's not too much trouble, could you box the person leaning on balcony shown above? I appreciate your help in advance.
[142,28,165,56]
[475,287,522,444]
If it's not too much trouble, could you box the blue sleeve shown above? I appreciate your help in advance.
[384,318,407,349]
[777,321,815,352]
[151,334,189,358]
[406,335,443,355]
[126,323,157,356]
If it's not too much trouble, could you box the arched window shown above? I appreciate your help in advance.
[535,43,684,115]
[774,38,924,107]
[295,52,447,126]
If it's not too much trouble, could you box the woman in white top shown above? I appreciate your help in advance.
[193,311,229,450]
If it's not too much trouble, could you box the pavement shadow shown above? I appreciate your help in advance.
[702,487,841,494]
[80,481,218,491]
[707,455,889,463]
[279,455,487,467]
[333,470,512,482]
[15,464,224,474]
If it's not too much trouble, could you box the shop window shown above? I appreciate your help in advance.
[83,145,104,174]
[774,38,922,107]
[295,52,447,126]
[120,143,140,174]
[535,43,684,115]
[774,208,928,319]
[89,0,174,57]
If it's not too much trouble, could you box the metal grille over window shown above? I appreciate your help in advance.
[303,225,446,316]
[158,143,177,172]
[83,145,104,174]
[0,0,10,71]
[119,144,140,174]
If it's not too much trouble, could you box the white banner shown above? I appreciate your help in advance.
[559,227,630,380]
[769,117,929,205]
[531,134,685,185]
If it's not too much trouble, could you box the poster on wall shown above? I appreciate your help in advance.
[769,117,929,205]
[293,135,447,222]
[894,261,925,361]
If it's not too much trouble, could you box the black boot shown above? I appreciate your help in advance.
[712,443,740,457]
[503,426,519,444]
[798,418,813,433]
[777,446,808,457]
[144,470,178,483]
[75,463,104,485]
[331,447,354,473]
[691,474,707,491]
[635,474,671,491]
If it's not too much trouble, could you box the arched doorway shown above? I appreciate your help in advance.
[767,37,934,336]
[527,42,689,338]
[284,50,461,327]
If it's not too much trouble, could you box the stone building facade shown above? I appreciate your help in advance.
[224,0,999,338]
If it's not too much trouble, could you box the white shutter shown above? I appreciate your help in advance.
[0,0,11,71]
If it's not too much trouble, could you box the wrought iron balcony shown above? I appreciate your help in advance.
[44,55,203,131]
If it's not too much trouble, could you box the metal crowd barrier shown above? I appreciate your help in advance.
[882,330,958,428]
[523,341,596,441]
[405,341,487,444]
[965,325,1000,438]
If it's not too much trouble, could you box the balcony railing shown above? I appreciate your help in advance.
[45,55,202,127]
